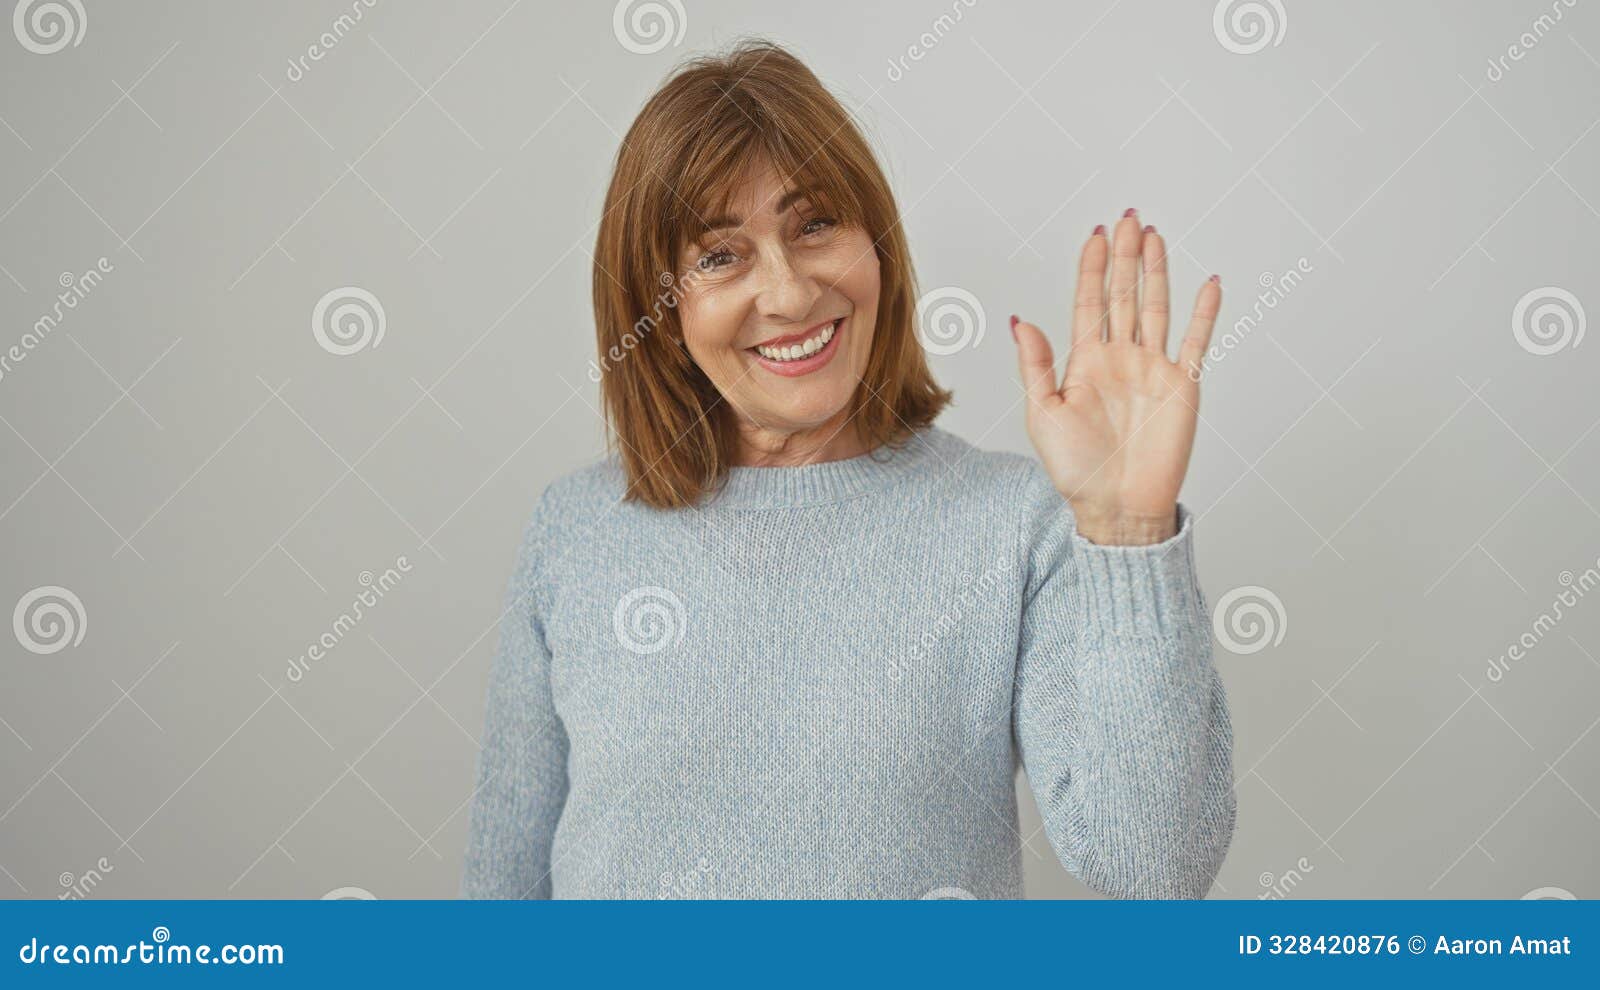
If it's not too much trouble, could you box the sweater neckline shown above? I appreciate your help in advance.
[703,425,949,509]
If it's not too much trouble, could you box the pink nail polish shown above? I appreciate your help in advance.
[1208,274,1220,284]
[1143,224,1156,234]
[1092,224,1106,236]
[1123,207,1137,218]
[1009,315,1019,342]
[1009,314,1019,330]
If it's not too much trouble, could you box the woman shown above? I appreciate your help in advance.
[461,40,1235,900]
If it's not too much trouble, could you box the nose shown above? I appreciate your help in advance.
[752,247,822,325]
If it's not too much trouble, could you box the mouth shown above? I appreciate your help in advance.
[747,317,845,378]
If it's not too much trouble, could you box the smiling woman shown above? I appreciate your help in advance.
[461,39,1237,900]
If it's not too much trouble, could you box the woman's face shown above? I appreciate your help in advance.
[674,163,880,438]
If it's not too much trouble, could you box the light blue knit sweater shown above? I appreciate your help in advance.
[460,425,1236,899]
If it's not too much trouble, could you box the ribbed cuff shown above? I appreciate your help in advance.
[1072,502,1205,640]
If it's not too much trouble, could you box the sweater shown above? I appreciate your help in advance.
[459,424,1236,899]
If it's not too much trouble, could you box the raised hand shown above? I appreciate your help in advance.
[1010,210,1221,545]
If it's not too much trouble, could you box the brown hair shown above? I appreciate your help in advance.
[590,39,951,508]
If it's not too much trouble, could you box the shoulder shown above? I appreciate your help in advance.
[918,426,1061,508]
[506,451,627,582]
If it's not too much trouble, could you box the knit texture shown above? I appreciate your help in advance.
[460,425,1236,899]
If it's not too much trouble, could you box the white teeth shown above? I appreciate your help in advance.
[755,320,839,361]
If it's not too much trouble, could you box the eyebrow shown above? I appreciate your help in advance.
[698,188,812,235]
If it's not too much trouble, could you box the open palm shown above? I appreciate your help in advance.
[1012,211,1221,543]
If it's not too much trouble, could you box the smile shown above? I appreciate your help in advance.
[748,318,844,377]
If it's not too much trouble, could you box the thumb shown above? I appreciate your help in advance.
[1011,315,1058,409]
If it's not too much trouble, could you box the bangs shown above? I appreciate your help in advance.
[668,109,868,251]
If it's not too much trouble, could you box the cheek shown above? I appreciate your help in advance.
[827,234,881,311]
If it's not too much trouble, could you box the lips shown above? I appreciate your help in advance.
[748,317,845,378]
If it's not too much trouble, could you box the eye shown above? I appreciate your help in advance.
[799,217,836,237]
[695,248,737,272]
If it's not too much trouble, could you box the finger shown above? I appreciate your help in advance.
[1011,315,1059,409]
[1139,226,1170,354]
[1178,275,1223,380]
[1070,226,1108,350]
[1107,209,1143,342]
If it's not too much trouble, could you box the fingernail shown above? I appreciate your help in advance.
[1009,314,1019,341]
[1092,224,1106,236]
[1123,207,1137,218]
[1143,224,1156,234]
[1209,274,1221,284]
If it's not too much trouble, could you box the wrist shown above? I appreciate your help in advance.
[1069,501,1178,545]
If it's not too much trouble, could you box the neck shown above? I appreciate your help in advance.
[732,408,870,467]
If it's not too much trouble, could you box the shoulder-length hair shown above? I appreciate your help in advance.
[591,39,951,509]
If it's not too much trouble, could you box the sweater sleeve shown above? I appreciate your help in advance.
[1011,465,1236,899]
[460,501,570,899]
